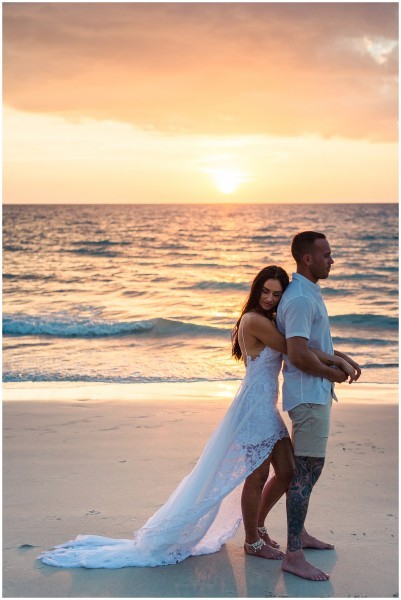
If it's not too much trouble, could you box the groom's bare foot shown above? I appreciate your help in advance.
[302,530,334,550]
[244,540,284,560]
[282,549,329,581]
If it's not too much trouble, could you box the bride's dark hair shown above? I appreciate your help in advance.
[231,265,289,361]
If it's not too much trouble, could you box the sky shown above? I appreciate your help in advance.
[3,2,399,204]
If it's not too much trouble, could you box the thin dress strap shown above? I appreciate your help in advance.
[241,314,249,359]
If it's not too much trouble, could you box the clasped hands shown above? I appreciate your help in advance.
[333,356,362,384]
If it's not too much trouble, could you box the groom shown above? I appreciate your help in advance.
[276,231,361,581]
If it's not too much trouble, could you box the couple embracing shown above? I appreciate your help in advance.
[40,231,361,581]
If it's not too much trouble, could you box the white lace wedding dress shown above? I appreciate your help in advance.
[39,341,289,568]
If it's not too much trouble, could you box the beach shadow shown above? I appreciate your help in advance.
[243,552,283,597]
[34,546,242,598]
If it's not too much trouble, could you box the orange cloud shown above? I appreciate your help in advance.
[3,2,398,141]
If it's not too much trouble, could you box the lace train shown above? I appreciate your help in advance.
[39,346,289,568]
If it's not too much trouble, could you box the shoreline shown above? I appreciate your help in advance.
[3,380,398,404]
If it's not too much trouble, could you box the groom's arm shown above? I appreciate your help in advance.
[287,337,348,383]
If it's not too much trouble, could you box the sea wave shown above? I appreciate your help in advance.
[329,314,398,330]
[70,240,131,247]
[359,233,398,241]
[2,364,396,383]
[186,280,248,291]
[327,270,398,281]
[3,245,25,252]
[2,371,238,384]
[361,363,399,369]
[65,248,122,257]
[3,311,398,339]
[250,234,276,241]
[3,273,54,281]
[331,336,396,346]
[2,314,228,339]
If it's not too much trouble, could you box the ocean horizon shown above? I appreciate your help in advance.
[3,202,398,388]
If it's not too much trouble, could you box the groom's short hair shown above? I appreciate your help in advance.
[291,231,326,263]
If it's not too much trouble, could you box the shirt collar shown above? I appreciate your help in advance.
[292,272,321,293]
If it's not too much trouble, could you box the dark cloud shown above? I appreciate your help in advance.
[3,2,398,140]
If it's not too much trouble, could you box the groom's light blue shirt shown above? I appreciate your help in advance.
[277,273,335,412]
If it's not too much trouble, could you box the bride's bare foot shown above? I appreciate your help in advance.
[302,530,334,550]
[282,549,329,581]
[258,526,280,548]
[244,538,284,560]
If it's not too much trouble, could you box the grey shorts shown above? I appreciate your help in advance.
[288,401,332,458]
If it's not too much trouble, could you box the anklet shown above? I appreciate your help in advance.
[257,526,268,535]
[244,538,265,553]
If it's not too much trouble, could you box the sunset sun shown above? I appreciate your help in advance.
[213,169,246,195]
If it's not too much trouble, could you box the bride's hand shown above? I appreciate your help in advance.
[338,358,357,384]
[343,356,362,381]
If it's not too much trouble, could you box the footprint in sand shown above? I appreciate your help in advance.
[18,544,39,552]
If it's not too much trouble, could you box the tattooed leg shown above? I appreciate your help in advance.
[286,455,324,551]
[282,456,329,581]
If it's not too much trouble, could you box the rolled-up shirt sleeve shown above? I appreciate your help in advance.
[282,296,313,340]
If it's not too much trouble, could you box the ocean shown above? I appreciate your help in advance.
[2,203,398,387]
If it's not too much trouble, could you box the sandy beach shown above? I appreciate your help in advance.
[2,381,398,598]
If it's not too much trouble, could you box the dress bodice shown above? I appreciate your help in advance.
[243,345,282,386]
[239,313,282,387]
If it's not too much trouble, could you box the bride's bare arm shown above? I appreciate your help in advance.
[243,316,357,382]
[310,348,357,382]
[244,313,287,354]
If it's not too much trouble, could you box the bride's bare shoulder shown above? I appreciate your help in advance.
[243,311,268,322]
[241,311,273,330]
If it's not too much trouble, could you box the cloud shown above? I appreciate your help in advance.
[3,2,398,141]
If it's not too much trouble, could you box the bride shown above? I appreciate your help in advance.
[39,265,353,569]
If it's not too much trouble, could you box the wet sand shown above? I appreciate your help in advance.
[2,381,398,598]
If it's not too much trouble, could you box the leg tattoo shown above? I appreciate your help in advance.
[286,456,325,551]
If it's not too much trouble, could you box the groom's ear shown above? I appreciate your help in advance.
[303,253,313,266]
